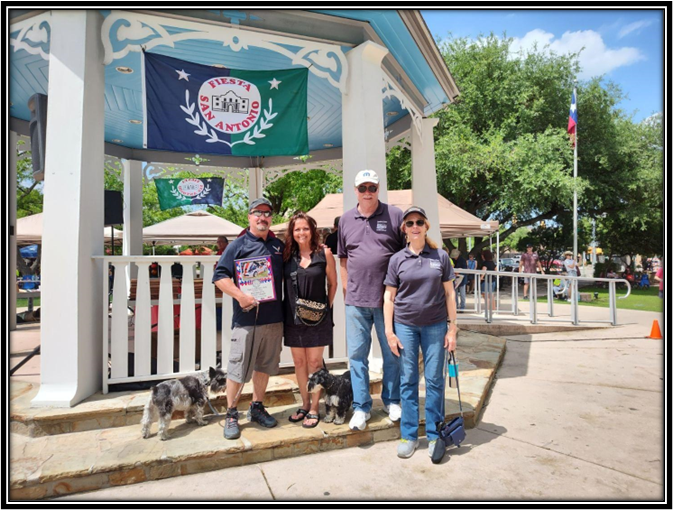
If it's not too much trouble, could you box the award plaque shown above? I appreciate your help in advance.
[234,256,276,302]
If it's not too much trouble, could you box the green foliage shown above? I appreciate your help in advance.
[16,141,43,218]
[263,168,343,223]
[385,32,663,258]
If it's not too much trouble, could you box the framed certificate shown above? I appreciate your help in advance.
[234,256,276,302]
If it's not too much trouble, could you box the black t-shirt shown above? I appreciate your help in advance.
[213,230,285,328]
[325,231,338,254]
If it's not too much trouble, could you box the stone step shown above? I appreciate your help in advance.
[10,368,381,438]
[10,331,506,500]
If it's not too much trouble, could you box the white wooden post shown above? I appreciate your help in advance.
[179,260,197,372]
[411,117,441,245]
[342,41,389,212]
[32,10,106,407]
[157,261,175,374]
[248,167,263,202]
[9,131,18,331]
[123,159,144,286]
[200,263,218,371]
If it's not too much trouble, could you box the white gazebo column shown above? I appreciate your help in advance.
[411,117,441,245]
[123,159,144,284]
[32,10,106,407]
[341,41,389,212]
[9,131,18,331]
[248,167,263,202]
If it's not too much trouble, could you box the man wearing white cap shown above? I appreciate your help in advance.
[337,170,405,431]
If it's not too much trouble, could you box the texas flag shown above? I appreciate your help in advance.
[568,90,578,147]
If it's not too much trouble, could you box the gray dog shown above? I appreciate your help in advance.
[141,367,227,440]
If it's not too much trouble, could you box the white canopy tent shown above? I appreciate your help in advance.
[143,210,244,246]
[16,212,123,245]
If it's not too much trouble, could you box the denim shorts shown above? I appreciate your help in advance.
[481,280,496,293]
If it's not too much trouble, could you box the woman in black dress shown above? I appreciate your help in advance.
[283,212,337,428]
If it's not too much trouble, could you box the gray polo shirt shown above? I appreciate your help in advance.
[337,201,405,308]
[384,245,455,327]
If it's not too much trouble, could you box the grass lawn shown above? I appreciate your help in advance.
[17,298,41,308]
[535,285,662,313]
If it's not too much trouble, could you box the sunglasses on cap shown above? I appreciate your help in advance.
[357,185,378,193]
[250,210,273,218]
[405,219,426,228]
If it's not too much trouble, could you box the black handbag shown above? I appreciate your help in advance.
[290,253,328,327]
[432,350,466,464]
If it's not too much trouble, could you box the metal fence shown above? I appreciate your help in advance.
[454,268,631,326]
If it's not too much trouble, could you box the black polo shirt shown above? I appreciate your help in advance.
[213,229,285,328]
[384,245,455,326]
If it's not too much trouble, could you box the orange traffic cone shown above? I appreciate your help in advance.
[647,320,663,340]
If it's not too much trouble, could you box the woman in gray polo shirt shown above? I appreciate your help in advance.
[383,206,458,460]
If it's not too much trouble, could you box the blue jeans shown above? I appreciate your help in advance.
[345,305,401,413]
[394,320,447,441]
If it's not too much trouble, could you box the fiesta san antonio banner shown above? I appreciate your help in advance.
[155,177,224,210]
[143,52,309,157]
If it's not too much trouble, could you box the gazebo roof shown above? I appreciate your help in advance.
[9,9,457,160]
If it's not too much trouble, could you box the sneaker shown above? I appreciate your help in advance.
[348,410,371,431]
[428,439,438,457]
[224,408,240,440]
[247,402,277,428]
[522,295,529,300]
[397,439,419,458]
[383,403,402,422]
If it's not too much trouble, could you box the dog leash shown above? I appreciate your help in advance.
[439,349,463,429]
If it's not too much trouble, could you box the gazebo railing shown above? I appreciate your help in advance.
[96,255,349,393]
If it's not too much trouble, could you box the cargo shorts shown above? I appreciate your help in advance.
[227,322,284,384]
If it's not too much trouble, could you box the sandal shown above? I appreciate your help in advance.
[288,408,309,423]
[302,413,320,429]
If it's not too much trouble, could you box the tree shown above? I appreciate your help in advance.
[16,141,44,218]
[387,33,663,259]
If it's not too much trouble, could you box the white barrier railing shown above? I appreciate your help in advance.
[454,268,631,326]
[96,255,349,393]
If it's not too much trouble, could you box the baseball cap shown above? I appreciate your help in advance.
[249,197,272,212]
[402,206,428,220]
[526,243,534,248]
[354,170,380,187]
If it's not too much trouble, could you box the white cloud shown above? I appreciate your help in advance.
[618,20,654,38]
[509,29,645,79]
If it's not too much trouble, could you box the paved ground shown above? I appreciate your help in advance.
[53,308,665,502]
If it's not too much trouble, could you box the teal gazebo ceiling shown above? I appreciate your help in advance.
[9,9,452,154]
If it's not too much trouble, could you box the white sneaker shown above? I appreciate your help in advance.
[348,410,371,431]
[397,439,419,458]
[384,403,402,422]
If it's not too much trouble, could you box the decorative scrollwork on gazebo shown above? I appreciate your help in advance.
[101,10,349,93]
[382,74,424,140]
[9,12,51,61]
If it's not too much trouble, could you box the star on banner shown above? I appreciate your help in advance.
[269,78,281,90]
[176,69,190,81]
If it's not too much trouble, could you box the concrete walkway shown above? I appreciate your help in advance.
[55,308,665,502]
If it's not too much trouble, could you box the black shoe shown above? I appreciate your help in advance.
[247,402,278,428]
[224,408,240,439]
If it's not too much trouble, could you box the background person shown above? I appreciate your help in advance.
[563,250,578,300]
[519,244,543,300]
[480,249,497,311]
[324,216,340,253]
[384,206,458,460]
[450,249,468,311]
[654,255,664,299]
[466,253,477,293]
[216,235,229,256]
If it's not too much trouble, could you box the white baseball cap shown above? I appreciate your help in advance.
[354,170,380,187]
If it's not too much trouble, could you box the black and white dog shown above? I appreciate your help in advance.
[307,368,353,425]
[141,367,227,440]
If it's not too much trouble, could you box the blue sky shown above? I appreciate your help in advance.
[422,9,664,123]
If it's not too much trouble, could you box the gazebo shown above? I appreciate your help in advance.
[9,9,459,406]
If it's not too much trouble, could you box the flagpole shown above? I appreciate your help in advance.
[573,84,578,266]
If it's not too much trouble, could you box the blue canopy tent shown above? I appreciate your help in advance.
[19,244,39,258]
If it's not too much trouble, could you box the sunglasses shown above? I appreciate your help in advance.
[405,219,426,228]
[250,210,273,218]
[357,185,378,193]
